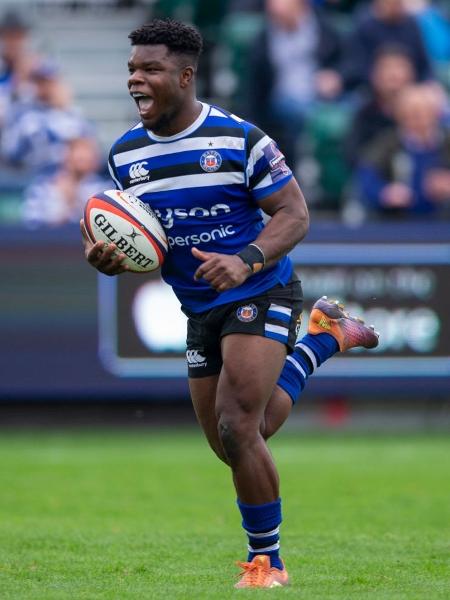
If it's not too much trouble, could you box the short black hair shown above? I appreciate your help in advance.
[129,18,203,64]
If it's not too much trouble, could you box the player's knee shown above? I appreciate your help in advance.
[217,414,254,463]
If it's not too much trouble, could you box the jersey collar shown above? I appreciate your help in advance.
[147,102,210,143]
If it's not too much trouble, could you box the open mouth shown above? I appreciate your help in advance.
[130,92,154,114]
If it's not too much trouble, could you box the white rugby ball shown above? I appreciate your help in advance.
[84,189,168,272]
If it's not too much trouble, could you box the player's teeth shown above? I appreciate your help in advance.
[370,325,375,330]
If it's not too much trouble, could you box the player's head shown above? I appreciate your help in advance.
[127,19,203,132]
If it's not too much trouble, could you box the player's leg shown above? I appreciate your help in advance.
[262,296,380,439]
[188,374,229,464]
[183,302,230,464]
[217,333,286,503]
[216,333,290,588]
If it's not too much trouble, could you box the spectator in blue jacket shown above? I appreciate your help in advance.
[0,61,94,176]
[0,10,42,125]
[23,136,109,228]
[407,0,450,64]
[341,0,433,91]
[345,43,417,166]
[357,83,450,217]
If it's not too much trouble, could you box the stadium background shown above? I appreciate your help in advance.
[0,3,449,598]
[1,0,449,427]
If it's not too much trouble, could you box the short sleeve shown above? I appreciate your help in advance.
[246,126,292,201]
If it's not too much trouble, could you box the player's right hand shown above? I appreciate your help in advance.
[80,219,129,276]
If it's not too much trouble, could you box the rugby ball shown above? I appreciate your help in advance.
[84,189,168,272]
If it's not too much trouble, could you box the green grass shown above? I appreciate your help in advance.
[0,430,448,599]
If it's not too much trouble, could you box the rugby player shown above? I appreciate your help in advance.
[80,19,378,589]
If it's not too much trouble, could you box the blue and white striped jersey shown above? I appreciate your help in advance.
[108,102,294,312]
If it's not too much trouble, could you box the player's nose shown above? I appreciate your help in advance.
[128,69,145,86]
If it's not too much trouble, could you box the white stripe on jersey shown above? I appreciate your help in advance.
[253,172,273,191]
[114,136,245,167]
[209,107,228,117]
[246,134,272,181]
[127,171,245,195]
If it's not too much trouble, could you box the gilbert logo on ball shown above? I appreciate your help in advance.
[84,189,168,272]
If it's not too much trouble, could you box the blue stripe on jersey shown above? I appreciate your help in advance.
[115,147,246,179]
[252,174,292,201]
[109,103,294,312]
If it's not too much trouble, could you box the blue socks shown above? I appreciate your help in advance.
[277,333,339,404]
[237,498,283,569]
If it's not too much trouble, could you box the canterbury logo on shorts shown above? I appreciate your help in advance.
[186,349,207,367]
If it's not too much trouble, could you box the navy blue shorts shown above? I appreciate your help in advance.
[182,278,303,378]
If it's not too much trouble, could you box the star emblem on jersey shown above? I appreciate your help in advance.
[236,304,258,323]
[125,227,142,242]
[208,141,213,147]
[200,150,222,173]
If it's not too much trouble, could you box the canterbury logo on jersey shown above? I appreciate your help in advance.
[186,350,207,367]
[129,161,150,183]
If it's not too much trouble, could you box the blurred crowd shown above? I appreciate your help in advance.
[0,8,108,227]
[1,0,450,227]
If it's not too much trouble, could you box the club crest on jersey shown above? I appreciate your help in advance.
[236,304,258,323]
[200,150,222,173]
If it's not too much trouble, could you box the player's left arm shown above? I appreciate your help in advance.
[252,177,309,268]
[192,178,309,292]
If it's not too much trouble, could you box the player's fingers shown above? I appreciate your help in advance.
[195,261,225,282]
[194,258,218,281]
[86,240,107,263]
[210,278,231,292]
[93,247,130,275]
[191,247,213,262]
[100,256,130,276]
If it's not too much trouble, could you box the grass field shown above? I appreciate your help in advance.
[0,430,448,599]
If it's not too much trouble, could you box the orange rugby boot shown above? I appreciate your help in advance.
[308,296,379,352]
[235,555,289,589]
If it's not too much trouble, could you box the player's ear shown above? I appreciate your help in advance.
[180,65,195,88]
